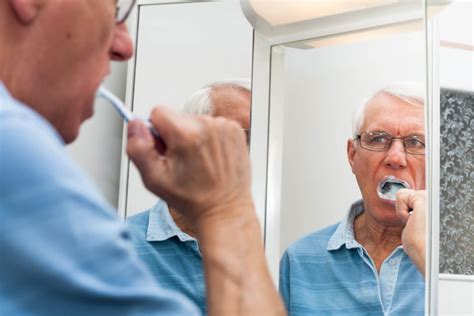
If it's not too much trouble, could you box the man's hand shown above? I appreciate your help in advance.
[126,106,253,226]
[396,189,426,276]
[126,106,286,315]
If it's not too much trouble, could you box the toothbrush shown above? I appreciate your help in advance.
[96,86,167,154]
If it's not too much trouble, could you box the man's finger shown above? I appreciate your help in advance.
[127,120,165,184]
[148,106,200,151]
[396,189,412,223]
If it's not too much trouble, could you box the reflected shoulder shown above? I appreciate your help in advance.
[285,222,340,255]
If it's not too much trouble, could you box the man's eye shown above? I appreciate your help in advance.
[369,136,389,144]
[406,138,425,148]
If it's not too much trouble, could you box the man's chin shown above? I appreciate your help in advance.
[375,208,405,227]
[60,120,84,144]
[62,128,80,144]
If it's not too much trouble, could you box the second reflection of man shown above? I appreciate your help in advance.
[127,79,251,315]
[280,84,426,315]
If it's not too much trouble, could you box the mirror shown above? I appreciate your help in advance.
[121,0,253,217]
[267,22,427,313]
[271,24,426,257]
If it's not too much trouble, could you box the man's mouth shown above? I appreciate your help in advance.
[377,176,411,204]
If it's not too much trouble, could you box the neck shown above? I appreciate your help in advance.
[354,211,403,247]
[353,211,403,271]
[168,206,196,238]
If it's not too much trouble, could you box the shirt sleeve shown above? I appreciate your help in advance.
[279,251,291,313]
[0,112,200,315]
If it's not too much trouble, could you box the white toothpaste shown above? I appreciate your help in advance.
[377,176,411,202]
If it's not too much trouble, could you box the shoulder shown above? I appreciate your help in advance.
[0,97,62,147]
[2,101,72,179]
[284,222,340,257]
[0,100,107,209]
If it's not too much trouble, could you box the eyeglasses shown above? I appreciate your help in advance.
[116,0,136,24]
[355,131,425,155]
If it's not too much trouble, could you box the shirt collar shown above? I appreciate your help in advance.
[327,199,365,251]
[146,199,196,243]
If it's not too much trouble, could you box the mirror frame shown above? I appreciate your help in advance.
[241,0,440,314]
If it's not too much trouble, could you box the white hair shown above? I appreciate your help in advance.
[352,83,425,138]
[180,79,251,115]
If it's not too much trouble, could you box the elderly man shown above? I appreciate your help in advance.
[0,1,284,315]
[127,79,251,315]
[279,85,426,315]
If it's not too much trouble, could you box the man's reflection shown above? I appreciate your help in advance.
[280,84,426,315]
[127,79,250,315]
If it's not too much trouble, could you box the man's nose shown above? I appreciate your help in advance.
[383,139,407,169]
[110,23,134,61]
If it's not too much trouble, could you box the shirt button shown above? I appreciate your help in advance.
[389,259,396,266]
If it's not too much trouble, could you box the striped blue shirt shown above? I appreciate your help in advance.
[0,82,199,315]
[127,200,207,315]
[279,200,425,315]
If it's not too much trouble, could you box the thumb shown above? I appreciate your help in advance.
[395,189,412,223]
[127,120,162,180]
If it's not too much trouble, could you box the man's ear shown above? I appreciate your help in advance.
[9,0,44,25]
[347,138,356,174]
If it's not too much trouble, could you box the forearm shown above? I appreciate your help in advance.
[405,239,425,276]
[197,205,286,316]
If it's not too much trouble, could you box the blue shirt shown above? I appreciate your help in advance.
[127,200,207,315]
[0,83,200,315]
[279,200,425,316]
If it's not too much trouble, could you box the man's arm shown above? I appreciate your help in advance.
[0,113,199,316]
[127,107,286,315]
[396,189,426,276]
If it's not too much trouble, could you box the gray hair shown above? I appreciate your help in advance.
[352,83,424,138]
[180,79,251,115]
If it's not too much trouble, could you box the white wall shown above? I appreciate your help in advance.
[67,61,127,208]
[276,30,425,255]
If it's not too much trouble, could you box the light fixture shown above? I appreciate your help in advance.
[290,20,422,49]
[248,0,400,26]
[241,0,452,48]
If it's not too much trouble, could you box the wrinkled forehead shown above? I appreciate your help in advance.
[361,92,424,134]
